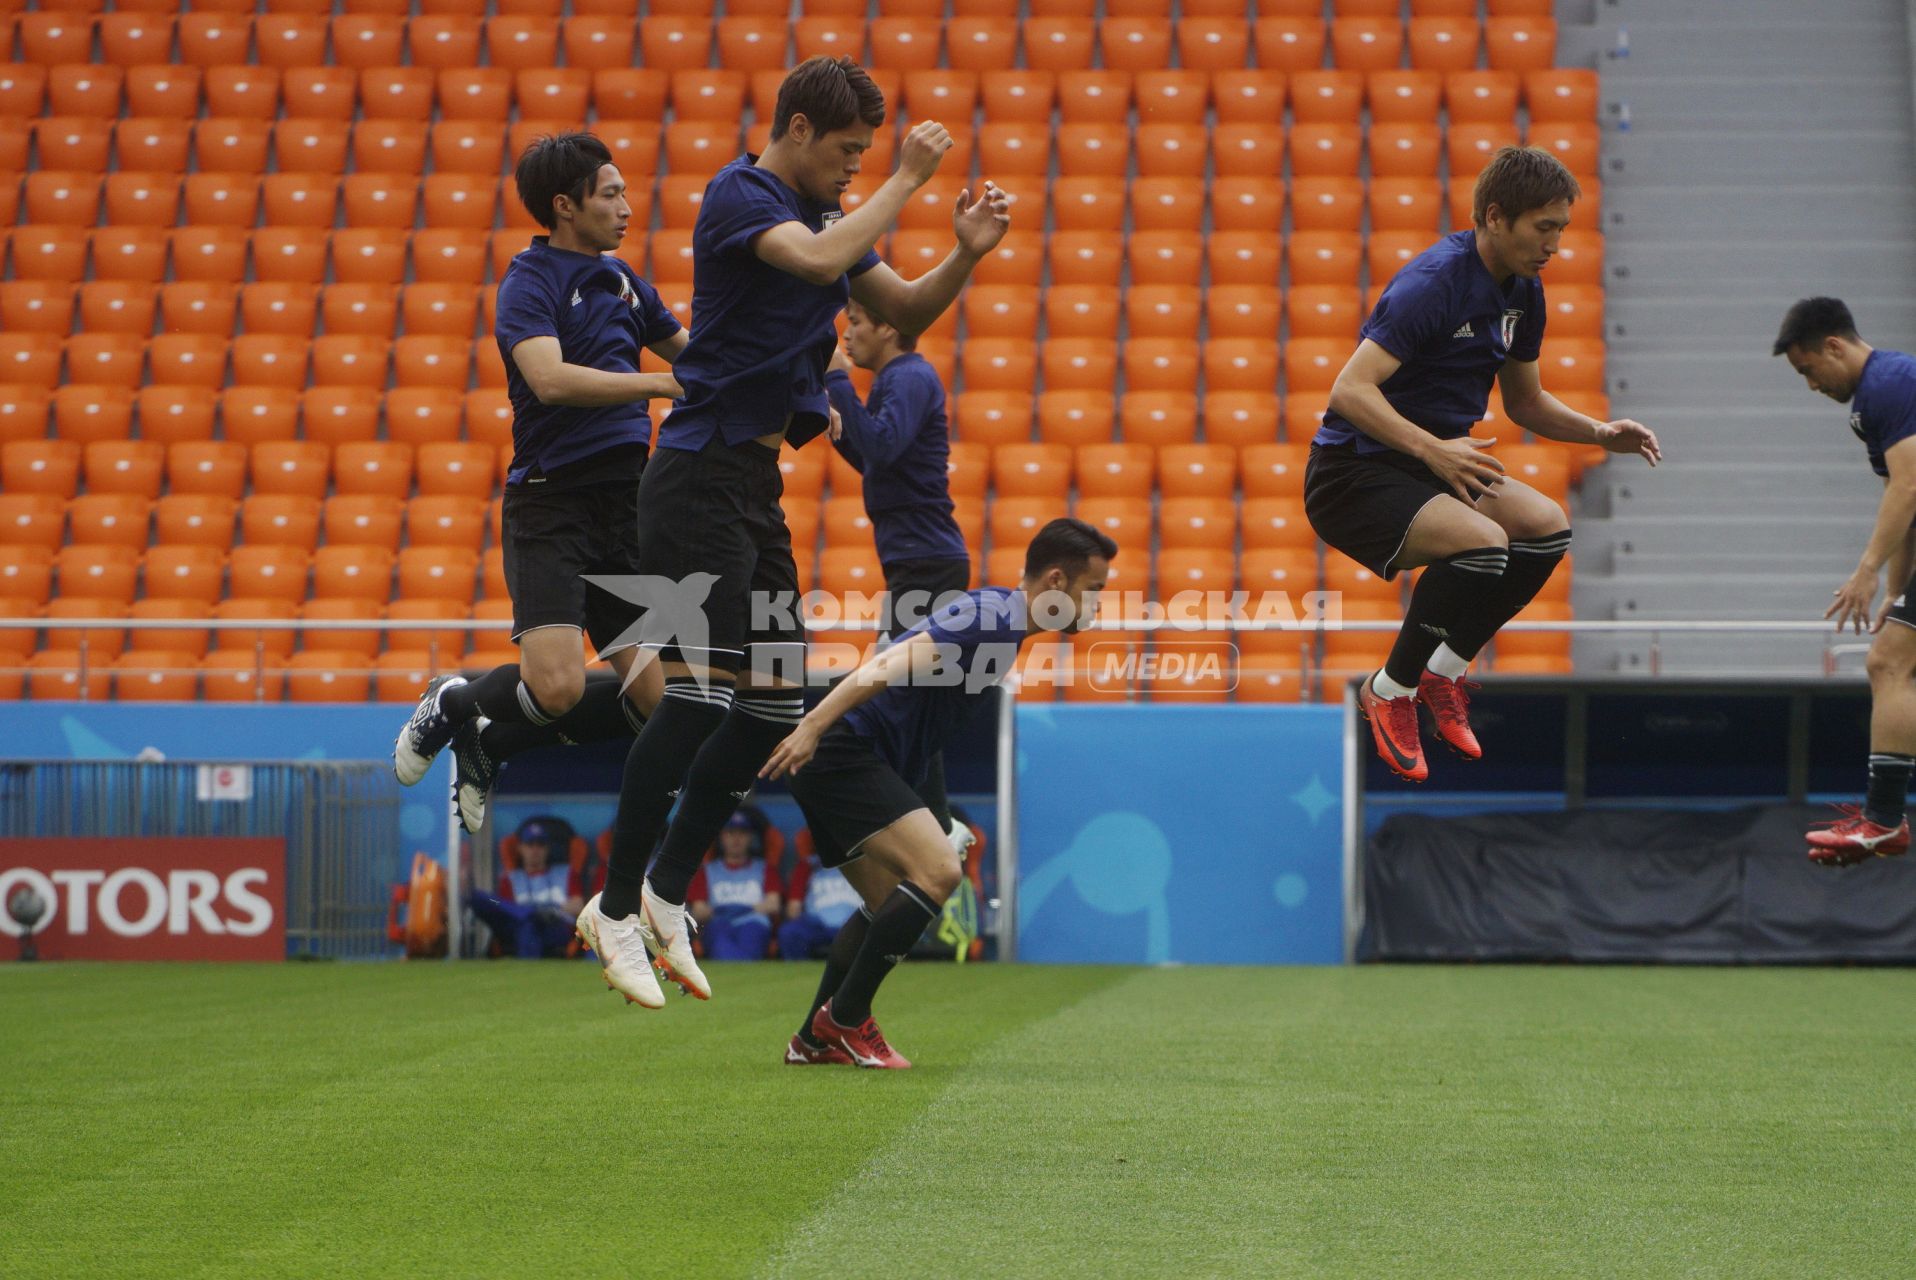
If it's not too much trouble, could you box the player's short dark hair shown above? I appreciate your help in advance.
[846,299,917,351]
[1472,145,1581,228]
[1772,297,1860,356]
[515,132,615,231]
[1023,518,1118,582]
[771,56,886,143]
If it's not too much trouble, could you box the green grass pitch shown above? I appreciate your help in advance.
[4,961,1914,1279]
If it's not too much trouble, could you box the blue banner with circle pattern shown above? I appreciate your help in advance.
[1015,704,1345,965]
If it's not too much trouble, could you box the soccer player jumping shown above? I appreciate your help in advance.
[393,134,683,841]
[1775,297,1916,865]
[577,57,1012,1008]
[1308,147,1661,782]
[763,518,1116,1069]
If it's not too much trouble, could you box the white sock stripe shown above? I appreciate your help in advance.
[1512,535,1573,554]
[661,683,734,710]
[621,699,648,733]
[1450,558,1510,575]
[897,882,941,915]
[516,681,553,726]
[1869,754,1915,765]
[857,905,876,922]
[736,703,805,725]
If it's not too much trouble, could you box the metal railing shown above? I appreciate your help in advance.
[0,614,1873,696]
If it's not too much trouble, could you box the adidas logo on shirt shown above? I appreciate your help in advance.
[1451,323,1474,339]
[571,289,583,307]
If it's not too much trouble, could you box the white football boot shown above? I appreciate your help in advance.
[575,893,664,1010]
[639,880,710,1000]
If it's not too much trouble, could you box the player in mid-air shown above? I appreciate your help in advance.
[1774,297,1916,865]
[574,56,1012,1008]
[826,298,973,856]
[762,518,1116,1068]
[392,133,683,866]
[1309,146,1662,783]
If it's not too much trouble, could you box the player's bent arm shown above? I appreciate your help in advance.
[848,254,981,338]
[1857,438,1916,577]
[826,371,916,471]
[1326,340,1444,458]
[510,337,682,407]
[759,632,940,779]
[1499,359,1601,444]
[753,177,926,285]
[647,329,689,363]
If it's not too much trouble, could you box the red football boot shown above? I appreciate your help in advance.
[811,1004,912,1070]
[1418,672,1483,760]
[1806,804,1910,867]
[784,1033,852,1066]
[1358,674,1428,783]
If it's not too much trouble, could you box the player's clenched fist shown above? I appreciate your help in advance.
[898,121,953,185]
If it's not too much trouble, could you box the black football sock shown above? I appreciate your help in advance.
[1864,752,1914,829]
[828,881,940,1028]
[439,663,521,722]
[597,677,733,919]
[800,906,873,1045]
[477,720,557,762]
[549,680,647,744]
[1383,546,1509,688]
[1445,530,1572,661]
[916,752,952,832]
[644,688,806,906]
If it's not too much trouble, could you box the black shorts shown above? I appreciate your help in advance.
[786,725,928,868]
[501,444,647,654]
[1888,570,1916,631]
[1304,442,1460,579]
[882,557,971,639]
[633,433,803,677]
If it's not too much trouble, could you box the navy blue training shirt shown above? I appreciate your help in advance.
[1315,229,1546,457]
[661,156,882,454]
[842,587,1029,787]
[493,237,682,485]
[1848,349,1916,477]
[825,354,968,566]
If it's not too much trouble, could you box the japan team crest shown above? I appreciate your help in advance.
[1501,309,1523,347]
[1850,411,1866,441]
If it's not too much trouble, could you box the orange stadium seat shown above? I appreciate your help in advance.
[1408,16,1478,73]
[1043,339,1117,393]
[17,13,96,65]
[254,13,330,68]
[154,494,237,551]
[906,68,980,120]
[1133,123,1205,180]
[1486,16,1556,73]
[44,601,131,664]
[283,650,373,703]
[1526,68,1599,124]
[592,68,668,121]
[429,121,505,177]
[1446,70,1521,127]
[1205,286,1280,343]
[1288,177,1364,234]
[0,494,66,553]
[1074,442,1154,499]
[110,651,201,701]
[46,66,125,118]
[1065,69,1134,124]
[164,441,246,500]
[1204,391,1281,448]
[954,392,1032,448]
[250,440,331,500]
[323,495,404,554]
[356,67,434,122]
[1241,499,1312,552]
[1550,232,1605,287]
[309,334,388,389]
[415,442,496,499]
[411,232,490,288]
[1,282,73,336]
[200,66,277,118]
[298,389,378,448]
[67,493,151,549]
[978,121,1051,180]
[1127,231,1204,287]
[239,495,322,554]
[992,443,1072,501]
[58,544,142,606]
[1024,17,1096,72]
[248,228,329,286]
[1055,123,1129,179]
[1159,497,1235,551]
[100,174,178,227]
[53,386,136,444]
[0,334,64,391]
[331,13,405,69]
[1176,17,1249,72]
[66,334,147,390]
[126,599,211,661]
[488,15,562,70]
[397,546,478,603]
[1118,394,1187,450]
[1052,71,1128,126]
[75,281,154,337]
[1330,17,1402,72]
[276,121,350,175]
[1368,69,1443,123]
[41,118,115,171]
[179,175,259,230]
[0,65,49,117]
[137,388,219,446]
[0,546,57,604]
[1371,122,1443,179]
[1533,120,1602,180]
[142,544,226,607]
[319,284,398,339]
[947,18,1020,72]
[350,123,429,179]
[1204,232,1279,288]
[1036,390,1113,447]
[228,547,313,607]
[1370,177,1444,235]
[981,69,1056,122]
[279,68,359,121]
[24,173,101,226]
[1157,443,1235,499]
[437,69,514,123]
[8,227,89,287]
[1290,69,1363,124]
[1209,69,1283,126]
[311,548,395,604]
[340,174,418,230]
[1074,496,1152,553]
[714,16,785,72]
[1241,443,1309,501]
